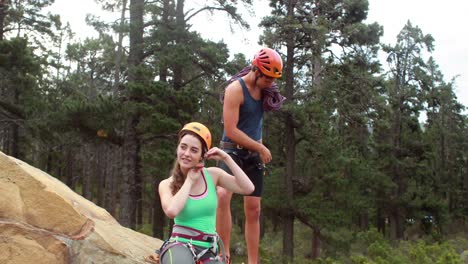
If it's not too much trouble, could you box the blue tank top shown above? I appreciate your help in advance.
[222,78,263,143]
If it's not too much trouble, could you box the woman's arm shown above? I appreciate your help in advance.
[159,172,198,219]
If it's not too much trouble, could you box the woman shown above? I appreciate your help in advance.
[151,122,254,264]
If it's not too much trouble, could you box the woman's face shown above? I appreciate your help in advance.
[177,134,203,171]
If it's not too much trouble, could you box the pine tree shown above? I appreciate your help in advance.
[376,21,435,239]
[260,0,382,259]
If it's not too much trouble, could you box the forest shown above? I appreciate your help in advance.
[0,0,466,263]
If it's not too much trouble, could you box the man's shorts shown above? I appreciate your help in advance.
[218,149,264,197]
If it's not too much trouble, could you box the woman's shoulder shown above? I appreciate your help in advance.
[205,166,222,174]
[205,167,224,183]
[159,177,173,189]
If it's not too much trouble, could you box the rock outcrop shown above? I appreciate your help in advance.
[0,151,162,264]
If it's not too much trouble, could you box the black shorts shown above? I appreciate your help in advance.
[218,149,264,197]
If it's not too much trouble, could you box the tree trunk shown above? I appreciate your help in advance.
[2,129,9,155]
[389,206,404,240]
[105,144,119,216]
[359,212,369,230]
[389,209,397,240]
[0,0,7,40]
[9,123,19,158]
[135,168,143,228]
[44,148,52,174]
[173,0,185,90]
[272,211,280,233]
[282,0,297,261]
[56,145,64,183]
[97,143,105,207]
[389,89,405,240]
[119,115,140,228]
[110,0,129,218]
[10,92,20,158]
[112,0,127,95]
[158,0,170,82]
[311,227,322,259]
[82,144,94,200]
[65,146,76,190]
[260,212,265,239]
[282,112,295,262]
[152,180,165,239]
[376,207,386,236]
[1,127,7,153]
[119,0,144,229]
[282,213,294,263]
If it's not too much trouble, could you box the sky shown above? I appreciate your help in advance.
[48,0,468,111]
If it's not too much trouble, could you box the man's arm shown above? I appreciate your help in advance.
[223,81,272,163]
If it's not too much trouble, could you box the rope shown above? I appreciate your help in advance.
[220,66,286,112]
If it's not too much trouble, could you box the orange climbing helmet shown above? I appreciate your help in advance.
[252,47,283,78]
[179,122,212,150]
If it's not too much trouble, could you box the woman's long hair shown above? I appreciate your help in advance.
[170,131,208,195]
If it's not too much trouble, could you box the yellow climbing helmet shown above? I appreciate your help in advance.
[179,122,212,150]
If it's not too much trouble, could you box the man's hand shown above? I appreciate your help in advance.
[258,144,272,164]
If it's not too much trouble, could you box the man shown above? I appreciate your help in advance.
[217,47,284,264]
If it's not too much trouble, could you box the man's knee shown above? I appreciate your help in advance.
[244,202,261,220]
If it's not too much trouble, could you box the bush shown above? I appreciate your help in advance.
[347,229,463,264]
[252,224,465,263]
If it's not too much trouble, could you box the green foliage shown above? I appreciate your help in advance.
[0,38,41,74]
[251,224,465,263]
[0,37,48,160]
[58,95,122,141]
[2,0,60,41]
[137,223,154,236]
[346,229,464,264]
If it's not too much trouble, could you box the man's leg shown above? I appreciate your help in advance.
[217,186,233,261]
[244,196,261,264]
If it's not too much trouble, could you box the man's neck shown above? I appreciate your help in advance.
[243,71,260,90]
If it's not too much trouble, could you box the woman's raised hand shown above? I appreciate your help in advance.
[204,147,228,162]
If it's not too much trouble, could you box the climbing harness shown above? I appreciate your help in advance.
[219,144,264,172]
[153,225,227,264]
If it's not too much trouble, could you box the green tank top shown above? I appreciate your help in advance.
[173,168,217,247]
